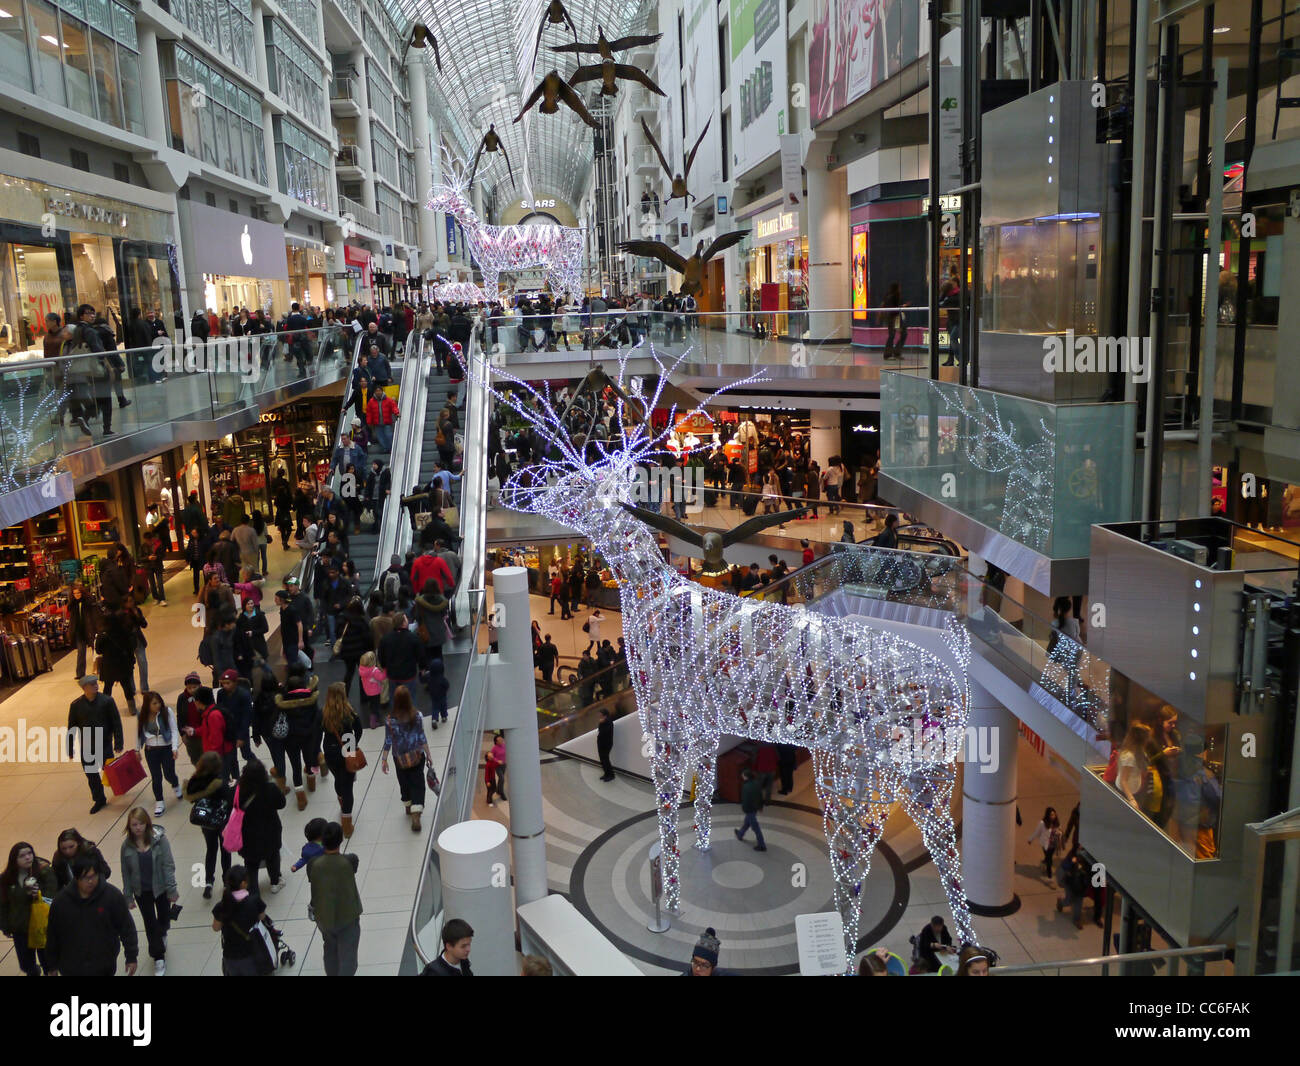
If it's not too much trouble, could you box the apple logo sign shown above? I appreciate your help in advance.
[240,225,253,267]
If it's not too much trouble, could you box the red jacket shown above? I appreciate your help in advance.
[754,744,779,773]
[366,393,399,426]
[198,706,232,755]
[802,547,814,566]
[411,552,453,595]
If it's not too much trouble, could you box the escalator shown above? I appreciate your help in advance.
[536,659,634,750]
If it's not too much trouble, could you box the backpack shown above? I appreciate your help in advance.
[435,425,447,448]
[382,570,401,609]
[198,635,213,666]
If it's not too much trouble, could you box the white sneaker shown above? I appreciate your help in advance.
[174,784,183,800]
[154,959,165,976]
[270,880,284,894]
[158,600,168,607]
[153,801,165,816]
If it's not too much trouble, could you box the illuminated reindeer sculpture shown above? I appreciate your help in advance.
[426,150,583,298]
[479,349,978,967]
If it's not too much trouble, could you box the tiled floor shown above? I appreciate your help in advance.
[0,547,453,977]
[474,733,1114,975]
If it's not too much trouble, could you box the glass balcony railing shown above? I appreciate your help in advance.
[0,325,356,499]
[481,307,943,372]
[879,371,1137,559]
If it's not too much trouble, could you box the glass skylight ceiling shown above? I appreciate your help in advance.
[380,0,650,215]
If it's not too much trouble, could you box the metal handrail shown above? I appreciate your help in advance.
[993,944,1231,975]
[284,329,366,595]
[370,331,427,595]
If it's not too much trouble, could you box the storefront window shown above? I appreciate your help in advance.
[1,1,34,93]
[0,178,180,353]
[162,42,265,185]
[59,14,94,116]
[26,0,66,106]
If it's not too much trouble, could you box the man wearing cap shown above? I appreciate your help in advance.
[176,671,207,765]
[67,675,124,814]
[217,669,254,779]
[686,928,724,976]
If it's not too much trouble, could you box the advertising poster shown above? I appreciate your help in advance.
[808,0,922,126]
[852,225,868,319]
[730,0,787,177]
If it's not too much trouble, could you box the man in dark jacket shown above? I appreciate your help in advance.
[349,352,372,423]
[535,634,558,683]
[275,589,311,671]
[178,490,210,544]
[734,769,767,851]
[596,708,615,781]
[67,581,99,679]
[378,613,424,691]
[67,675,124,814]
[214,529,241,583]
[99,546,134,611]
[217,669,253,776]
[366,460,391,533]
[45,854,138,976]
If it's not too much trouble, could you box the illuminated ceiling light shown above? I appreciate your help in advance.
[1213,25,1230,33]
[1189,671,1197,680]
[40,33,58,44]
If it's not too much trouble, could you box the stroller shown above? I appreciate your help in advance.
[249,915,297,973]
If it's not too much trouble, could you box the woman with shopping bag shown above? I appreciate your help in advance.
[0,842,58,975]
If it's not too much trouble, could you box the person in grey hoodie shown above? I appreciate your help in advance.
[119,807,179,975]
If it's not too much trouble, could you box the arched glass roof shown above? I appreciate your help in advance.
[380,0,651,216]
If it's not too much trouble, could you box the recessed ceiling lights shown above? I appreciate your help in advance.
[1213,25,1230,33]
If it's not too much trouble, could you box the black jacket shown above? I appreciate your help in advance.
[66,693,123,763]
[235,778,285,860]
[378,627,425,680]
[275,677,321,742]
[217,684,254,745]
[338,609,373,661]
[100,561,133,610]
[422,954,473,976]
[45,877,138,974]
[67,596,100,643]
[597,716,614,751]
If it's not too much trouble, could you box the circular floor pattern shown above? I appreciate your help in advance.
[569,802,909,975]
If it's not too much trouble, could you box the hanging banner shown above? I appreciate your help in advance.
[938,62,962,194]
[445,214,457,256]
[780,134,803,205]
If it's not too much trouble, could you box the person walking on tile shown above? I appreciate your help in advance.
[733,769,767,851]
[307,822,362,977]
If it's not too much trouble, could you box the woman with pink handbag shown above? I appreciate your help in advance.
[226,759,285,898]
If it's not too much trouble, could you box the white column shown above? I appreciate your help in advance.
[805,136,850,341]
[136,25,168,145]
[484,567,548,908]
[435,821,514,975]
[406,52,438,268]
[961,680,1019,911]
[809,409,842,467]
[350,48,377,213]
[252,4,277,195]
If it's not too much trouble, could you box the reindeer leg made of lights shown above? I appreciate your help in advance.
[687,730,720,850]
[899,766,975,948]
[648,706,692,913]
[813,748,898,969]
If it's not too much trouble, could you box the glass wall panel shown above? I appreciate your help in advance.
[0,2,33,93]
[89,27,121,127]
[26,0,66,107]
[60,14,95,118]
[117,45,142,133]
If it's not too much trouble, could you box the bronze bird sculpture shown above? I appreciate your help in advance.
[551,25,662,60]
[532,0,579,71]
[569,57,666,98]
[642,115,711,204]
[515,70,600,130]
[468,124,515,190]
[620,502,808,574]
[617,231,749,296]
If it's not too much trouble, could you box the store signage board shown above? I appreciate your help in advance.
[46,198,128,228]
[755,209,797,241]
[181,201,289,282]
[794,912,847,976]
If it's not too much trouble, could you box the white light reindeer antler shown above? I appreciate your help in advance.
[465,342,767,487]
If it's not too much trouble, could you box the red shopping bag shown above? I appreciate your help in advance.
[101,750,146,796]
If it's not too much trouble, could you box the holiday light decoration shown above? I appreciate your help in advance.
[433,281,488,304]
[469,345,979,968]
[928,380,1056,552]
[1038,629,1111,733]
[1,371,71,494]
[427,150,583,298]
